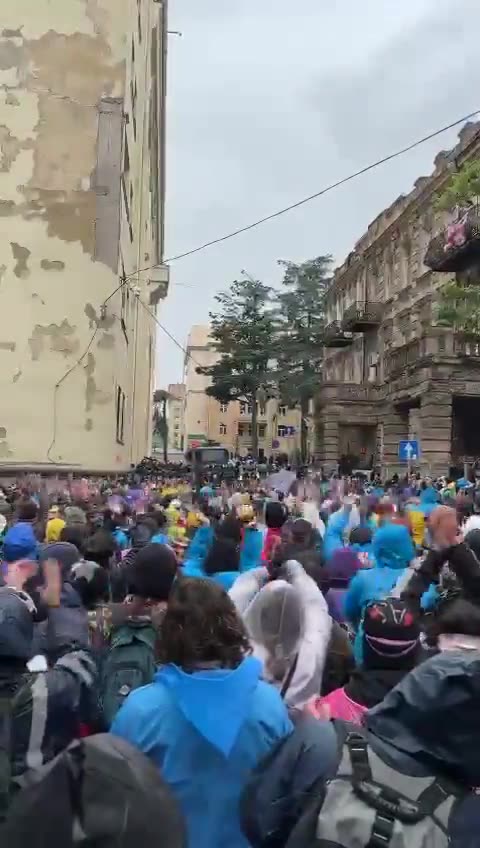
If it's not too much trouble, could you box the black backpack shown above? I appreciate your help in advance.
[0,673,34,821]
[2,734,186,848]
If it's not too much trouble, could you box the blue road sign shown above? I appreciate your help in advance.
[398,440,420,462]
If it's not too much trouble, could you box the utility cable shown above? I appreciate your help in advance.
[123,109,480,279]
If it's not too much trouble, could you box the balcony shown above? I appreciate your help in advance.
[342,301,383,333]
[317,382,381,403]
[384,338,424,379]
[323,321,354,348]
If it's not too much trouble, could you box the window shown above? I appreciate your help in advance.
[277,425,288,438]
[239,401,252,415]
[278,405,287,417]
[238,423,252,437]
[219,402,228,413]
[116,387,126,444]
[258,423,267,439]
[219,423,227,436]
[137,0,142,42]
[259,405,266,416]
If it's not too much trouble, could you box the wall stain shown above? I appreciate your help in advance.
[0,125,32,172]
[0,428,6,439]
[84,352,111,411]
[0,264,6,288]
[85,418,93,431]
[0,441,12,458]
[0,342,16,352]
[97,332,114,350]
[12,369,22,383]
[84,303,115,330]
[10,242,30,278]
[0,201,15,216]
[2,29,23,39]
[28,320,79,361]
[0,40,22,71]
[5,91,20,106]
[40,259,65,271]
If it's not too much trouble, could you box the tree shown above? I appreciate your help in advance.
[436,161,480,328]
[437,281,480,337]
[197,277,275,458]
[273,256,332,463]
[153,389,169,463]
[436,160,480,212]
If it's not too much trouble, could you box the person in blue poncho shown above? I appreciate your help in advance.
[344,523,416,663]
[111,577,292,848]
[184,536,240,591]
[323,499,358,561]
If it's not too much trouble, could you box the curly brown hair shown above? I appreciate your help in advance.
[158,577,251,670]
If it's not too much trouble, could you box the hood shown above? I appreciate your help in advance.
[371,524,415,570]
[367,651,480,785]
[0,587,34,659]
[2,523,38,564]
[39,542,80,579]
[243,579,304,659]
[419,487,440,513]
[156,656,262,756]
[325,548,361,586]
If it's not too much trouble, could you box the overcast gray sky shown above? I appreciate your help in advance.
[156,0,480,387]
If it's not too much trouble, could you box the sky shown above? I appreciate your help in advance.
[156,0,480,387]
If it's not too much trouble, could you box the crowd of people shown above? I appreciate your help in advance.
[0,469,479,846]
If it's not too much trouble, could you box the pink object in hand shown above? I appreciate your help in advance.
[305,687,367,726]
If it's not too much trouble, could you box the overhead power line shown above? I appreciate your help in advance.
[125,109,480,282]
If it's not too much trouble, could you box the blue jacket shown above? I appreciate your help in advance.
[323,509,350,561]
[111,657,292,848]
[182,526,263,590]
[344,524,416,664]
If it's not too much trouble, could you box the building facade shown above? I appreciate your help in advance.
[0,0,168,472]
[184,325,305,459]
[167,383,185,452]
[317,122,480,477]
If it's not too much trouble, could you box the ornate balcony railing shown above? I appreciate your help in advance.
[317,382,381,403]
[342,301,383,333]
[323,321,354,348]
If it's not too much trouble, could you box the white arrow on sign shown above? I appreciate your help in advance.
[405,442,417,460]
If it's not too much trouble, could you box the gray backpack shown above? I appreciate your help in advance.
[288,730,461,848]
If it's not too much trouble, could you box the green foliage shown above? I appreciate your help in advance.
[436,160,480,212]
[197,278,276,456]
[437,281,480,336]
[273,256,332,461]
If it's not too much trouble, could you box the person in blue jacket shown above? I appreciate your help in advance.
[184,536,240,591]
[344,522,416,663]
[111,577,292,848]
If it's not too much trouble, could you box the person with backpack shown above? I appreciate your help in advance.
[230,558,332,713]
[306,598,421,725]
[244,651,480,848]
[99,543,178,725]
[2,734,187,848]
[344,523,416,663]
[111,576,293,848]
[0,559,97,817]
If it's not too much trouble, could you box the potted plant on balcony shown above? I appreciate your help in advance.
[437,280,480,341]
[425,160,480,274]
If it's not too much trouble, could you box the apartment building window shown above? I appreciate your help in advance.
[219,402,228,413]
[238,423,252,437]
[277,425,288,438]
[259,404,266,416]
[116,387,126,444]
[121,133,133,242]
[258,423,267,439]
[219,423,227,436]
[240,402,253,415]
[278,405,287,417]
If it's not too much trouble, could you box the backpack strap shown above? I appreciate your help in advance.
[280,653,299,700]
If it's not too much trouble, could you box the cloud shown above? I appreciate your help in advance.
[157,0,478,387]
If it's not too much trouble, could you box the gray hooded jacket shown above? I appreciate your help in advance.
[230,561,331,712]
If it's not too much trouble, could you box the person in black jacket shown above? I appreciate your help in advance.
[401,505,480,612]
[0,559,96,806]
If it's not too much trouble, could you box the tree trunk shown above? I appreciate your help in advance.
[251,391,258,459]
[162,398,168,463]
[300,393,309,464]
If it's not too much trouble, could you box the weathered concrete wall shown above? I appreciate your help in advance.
[0,0,165,470]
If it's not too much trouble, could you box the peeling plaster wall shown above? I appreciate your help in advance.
[0,0,167,470]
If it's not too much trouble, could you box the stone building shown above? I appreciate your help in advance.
[0,0,168,472]
[184,325,307,460]
[167,383,185,452]
[316,122,480,477]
